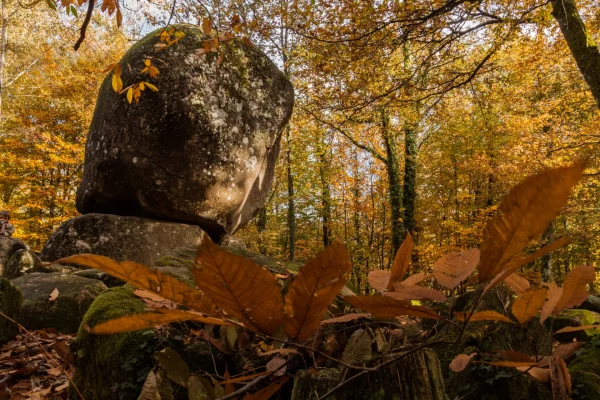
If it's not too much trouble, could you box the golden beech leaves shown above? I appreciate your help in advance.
[387,232,413,289]
[553,265,595,314]
[454,310,513,324]
[504,273,530,295]
[483,237,570,296]
[478,162,585,283]
[56,254,214,314]
[284,240,352,342]
[193,236,285,335]
[86,308,232,334]
[554,325,600,334]
[345,295,442,320]
[432,249,480,290]
[540,282,563,324]
[511,288,548,324]
[385,283,447,302]
[368,270,390,292]
[449,353,477,372]
[111,63,123,93]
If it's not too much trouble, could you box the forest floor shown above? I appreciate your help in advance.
[0,328,74,399]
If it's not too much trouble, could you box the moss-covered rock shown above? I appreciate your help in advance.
[4,249,41,278]
[291,348,446,400]
[71,285,159,400]
[11,272,107,333]
[569,340,600,400]
[76,24,294,240]
[547,309,600,342]
[0,277,22,344]
[0,236,26,277]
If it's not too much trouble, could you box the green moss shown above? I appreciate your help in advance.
[0,277,22,344]
[569,341,600,399]
[72,285,158,400]
[548,309,600,342]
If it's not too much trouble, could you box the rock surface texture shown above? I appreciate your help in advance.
[11,273,107,333]
[0,277,22,344]
[0,236,26,277]
[76,24,294,240]
[4,249,42,279]
[40,213,206,266]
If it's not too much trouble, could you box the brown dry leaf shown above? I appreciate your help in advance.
[368,270,391,291]
[483,238,570,295]
[555,324,600,334]
[498,350,535,362]
[219,372,269,385]
[194,236,285,335]
[454,310,513,324]
[48,288,59,302]
[284,240,352,342]
[259,348,299,357]
[388,232,413,289]
[516,366,551,382]
[511,288,548,324]
[320,313,370,325]
[550,355,572,399]
[553,265,596,315]
[266,356,287,376]
[540,282,563,324]
[504,273,530,295]
[401,272,428,286]
[553,341,584,359]
[478,162,585,282]
[449,353,477,372]
[345,295,442,320]
[484,360,539,367]
[557,356,572,396]
[202,17,213,35]
[242,377,289,400]
[433,249,480,290]
[86,308,232,334]
[57,254,214,314]
[385,283,447,302]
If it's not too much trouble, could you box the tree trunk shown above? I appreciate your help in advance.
[286,125,296,261]
[0,0,6,123]
[551,0,600,108]
[382,108,405,256]
[402,123,417,236]
[541,222,554,283]
[318,131,333,247]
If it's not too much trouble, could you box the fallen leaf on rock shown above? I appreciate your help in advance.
[48,288,59,302]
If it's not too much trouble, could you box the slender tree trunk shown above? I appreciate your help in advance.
[286,125,296,261]
[256,206,268,254]
[541,222,554,283]
[382,108,405,255]
[551,0,600,109]
[402,123,417,235]
[0,0,6,123]
[318,131,333,247]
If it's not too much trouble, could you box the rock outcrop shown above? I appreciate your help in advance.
[75,24,294,240]
[0,277,22,344]
[11,273,107,333]
[40,213,207,266]
[0,236,26,277]
[4,249,42,279]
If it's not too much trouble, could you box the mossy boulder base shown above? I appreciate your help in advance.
[0,277,22,344]
[76,24,294,240]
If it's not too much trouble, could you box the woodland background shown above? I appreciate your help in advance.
[1,0,599,295]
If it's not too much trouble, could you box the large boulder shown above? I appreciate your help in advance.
[11,273,107,333]
[40,213,206,266]
[0,236,26,276]
[0,277,22,344]
[76,24,294,240]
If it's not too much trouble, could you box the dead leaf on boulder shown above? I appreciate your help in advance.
[48,288,59,302]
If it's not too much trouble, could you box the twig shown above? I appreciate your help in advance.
[73,0,95,51]
[0,310,86,400]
